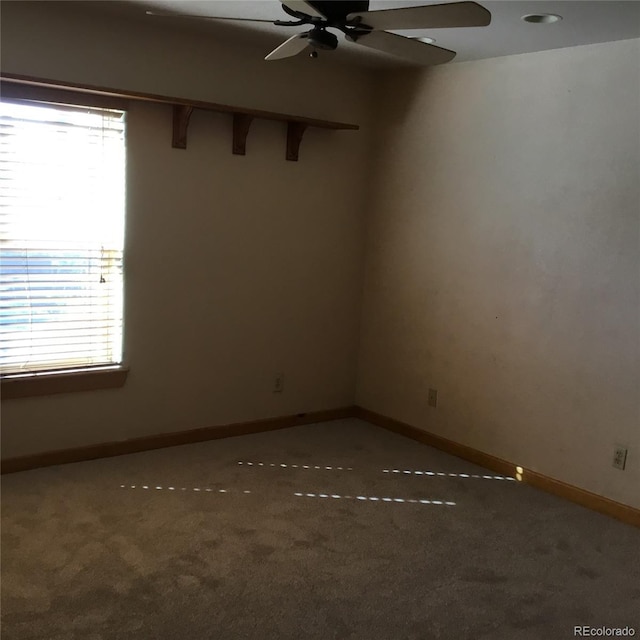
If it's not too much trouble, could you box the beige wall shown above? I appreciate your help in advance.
[0,1,375,456]
[357,38,640,508]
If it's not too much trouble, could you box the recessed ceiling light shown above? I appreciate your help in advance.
[522,13,562,24]
[412,36,436,44]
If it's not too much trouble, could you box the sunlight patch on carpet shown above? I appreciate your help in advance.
[238,461,354,471]
[293,492,456,506]
[383,469,516,481]
[120,485,251,494]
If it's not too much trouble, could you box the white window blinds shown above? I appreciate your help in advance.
[0,99,126,375]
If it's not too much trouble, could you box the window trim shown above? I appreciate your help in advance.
[1,85,129,390]
[1,366,129,399]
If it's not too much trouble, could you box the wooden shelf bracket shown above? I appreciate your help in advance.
[286,121,308,162]
[172,105,194,149]
[232,113,254,156]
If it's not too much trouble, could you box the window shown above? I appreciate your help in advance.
[0,98,126,379]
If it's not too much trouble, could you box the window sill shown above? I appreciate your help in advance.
[1,366,129,399]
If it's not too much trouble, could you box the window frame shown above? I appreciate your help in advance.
[1,84,130,398]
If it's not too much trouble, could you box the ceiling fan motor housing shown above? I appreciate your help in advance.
[308,27,338,50]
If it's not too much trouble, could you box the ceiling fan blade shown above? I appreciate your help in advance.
[280,1,326,19]
[347,30,455,65]
[347,1,491,30]
[145,10,276,24]
[265,33,311,60]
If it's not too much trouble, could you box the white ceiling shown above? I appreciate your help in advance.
[130,1,640,67]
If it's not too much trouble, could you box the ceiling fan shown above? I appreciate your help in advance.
[147,1,491,65]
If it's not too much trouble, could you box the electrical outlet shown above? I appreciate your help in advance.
[273,372,284,393]
[612,446,627,470]
[428,388,438,408]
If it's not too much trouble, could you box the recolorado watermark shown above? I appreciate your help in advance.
[574,628,636,637]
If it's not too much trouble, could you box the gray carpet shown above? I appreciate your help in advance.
[2,418,639,640]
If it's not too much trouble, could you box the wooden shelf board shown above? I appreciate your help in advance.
[0,73,359,131]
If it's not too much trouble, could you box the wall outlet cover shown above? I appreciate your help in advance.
[612,445,628,471]
[273,373,284,393]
